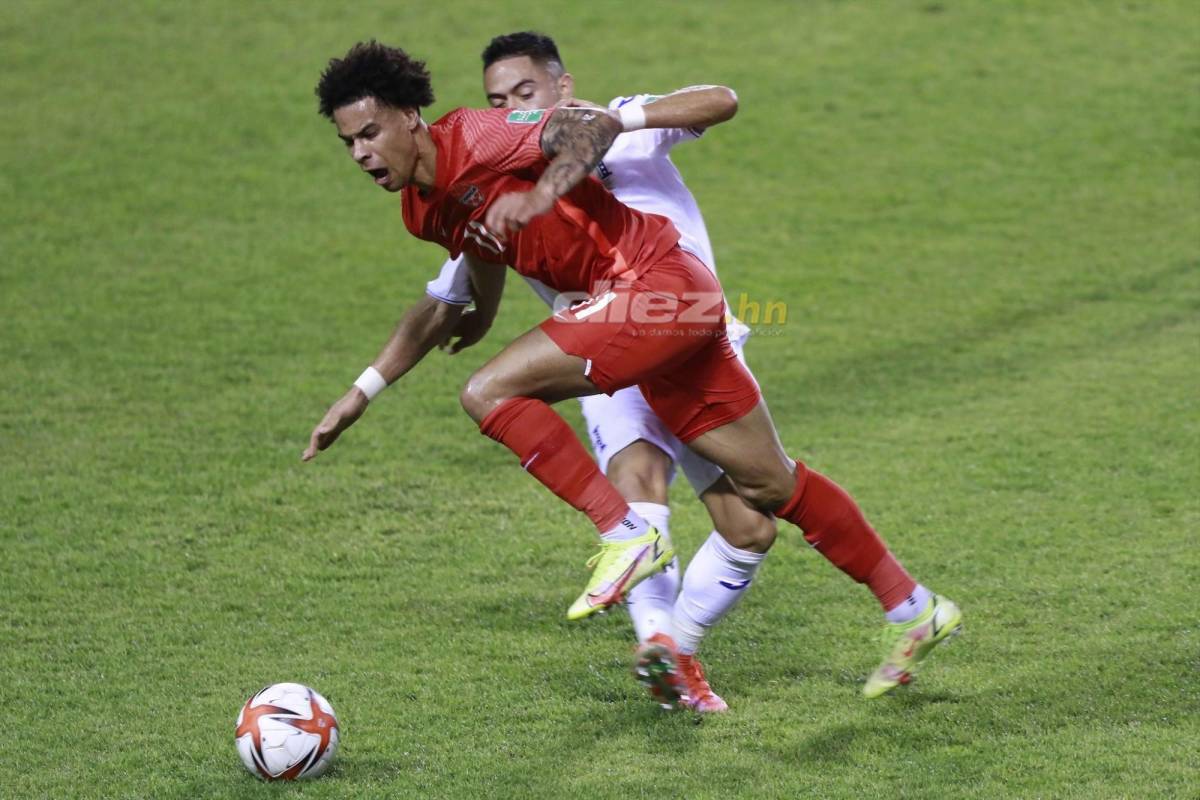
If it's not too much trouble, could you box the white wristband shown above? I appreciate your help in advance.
[617,104,646,132]
[353,366,388,401]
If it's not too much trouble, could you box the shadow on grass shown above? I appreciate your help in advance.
[883,688,963,708]
[790,723,863,764]
[762,685,973,767]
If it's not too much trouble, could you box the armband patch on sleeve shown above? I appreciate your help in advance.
[506,109,545,124]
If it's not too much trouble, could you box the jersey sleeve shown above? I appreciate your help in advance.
[609,94,704,151]
[454,107,552,174]
[425,255,473,306]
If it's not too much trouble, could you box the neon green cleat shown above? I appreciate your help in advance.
[567,528,674,620]
[863,593,963,698]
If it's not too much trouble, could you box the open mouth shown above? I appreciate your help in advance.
[367,167,389,185]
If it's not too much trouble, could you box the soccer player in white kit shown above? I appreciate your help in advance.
[423,32,777,711]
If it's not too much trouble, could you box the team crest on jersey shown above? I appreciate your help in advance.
[451,183,484,208]
[506,109,545,124]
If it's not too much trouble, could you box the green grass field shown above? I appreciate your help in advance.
[3,1,1198,797]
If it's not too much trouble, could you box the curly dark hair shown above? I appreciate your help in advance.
[481,31,564,72]
[316,41,434,119]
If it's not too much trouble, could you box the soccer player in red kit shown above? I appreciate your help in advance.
[305,41,963,699]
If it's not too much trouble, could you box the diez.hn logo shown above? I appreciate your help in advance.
[551,285,788,328]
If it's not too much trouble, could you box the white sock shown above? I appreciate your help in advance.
[885,584,932,624]
[623,502,679,642]
[672,531,765,655]
[600,507,649,541]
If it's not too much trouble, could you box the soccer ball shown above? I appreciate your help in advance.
[235,682,340,780]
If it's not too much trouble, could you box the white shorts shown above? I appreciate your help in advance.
[580,320,751,497]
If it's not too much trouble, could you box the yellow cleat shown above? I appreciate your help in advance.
[567,528,674,620]
[863,593,963,698]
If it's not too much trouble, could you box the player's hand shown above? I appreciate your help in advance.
[439,307,490,354]
[301,388,369,461]
[556,97,604,110]
[484,186,555,237]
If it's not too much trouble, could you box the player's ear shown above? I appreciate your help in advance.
[403,107,421,131]
[559,72,575,102]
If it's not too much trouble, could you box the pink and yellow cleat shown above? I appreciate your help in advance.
[567,528,674,620]
[863,593,963,698]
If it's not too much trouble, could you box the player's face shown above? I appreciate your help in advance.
[483,56,573,110]
[333,97,421,193]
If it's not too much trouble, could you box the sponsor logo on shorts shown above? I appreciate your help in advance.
[591,425,606,453]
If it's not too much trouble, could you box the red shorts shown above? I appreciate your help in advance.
[540,247,761,442]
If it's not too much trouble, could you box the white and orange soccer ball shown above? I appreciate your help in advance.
[235,682,340,781]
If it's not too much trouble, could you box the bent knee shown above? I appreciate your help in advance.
[460,369,507,423]
[607,444,671,504]
[736,477,794,514]
[720,509,777,553]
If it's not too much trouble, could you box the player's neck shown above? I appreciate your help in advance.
[410,123,438,193]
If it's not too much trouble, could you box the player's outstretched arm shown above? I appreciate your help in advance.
[301,296,466,461]
[370,295,467,381]
[636,85,738,132]
[483,107,622,237]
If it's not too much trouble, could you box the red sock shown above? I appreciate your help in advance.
[479,397,629,533]
[777,462,916,611]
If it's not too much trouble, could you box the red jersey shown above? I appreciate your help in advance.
[401,107,680,293]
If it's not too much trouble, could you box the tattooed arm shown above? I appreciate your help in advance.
[483,107,622,237]
[536,106,623,198]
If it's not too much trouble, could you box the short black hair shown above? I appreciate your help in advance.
[481,31,564,72]
[316,40,434,119]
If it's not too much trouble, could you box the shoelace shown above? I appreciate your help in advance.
[881,607,932,643]
[680,658,715,699]
[585,541,618,570]
[586,536,649,571]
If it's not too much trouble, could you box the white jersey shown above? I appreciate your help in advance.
[595,94,716,273]
[425,94,730,318]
